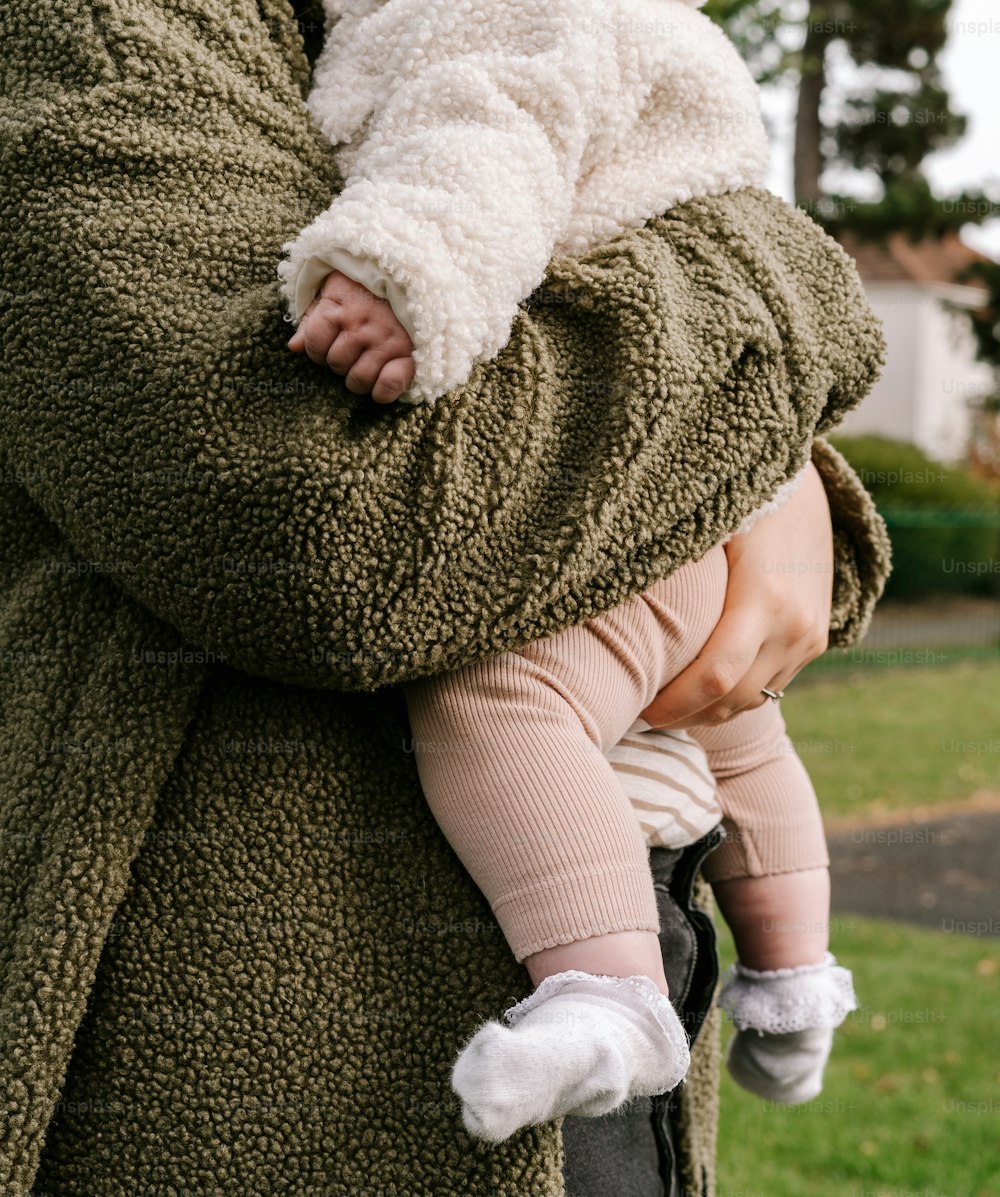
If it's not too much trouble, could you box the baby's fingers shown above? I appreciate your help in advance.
[291,304,343,367]
[371,356,416,405]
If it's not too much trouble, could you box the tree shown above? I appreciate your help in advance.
[962,260,1000,479]
[705,0,1000,474]
[703,0,998,235]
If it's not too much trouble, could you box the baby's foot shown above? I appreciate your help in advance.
[451,970,690,1142]
[726,1026,834,1104]
[717,951,857,1105]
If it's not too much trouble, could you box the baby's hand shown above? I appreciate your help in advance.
[287,270,416,404]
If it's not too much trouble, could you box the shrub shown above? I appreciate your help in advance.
[829,434,1000,599]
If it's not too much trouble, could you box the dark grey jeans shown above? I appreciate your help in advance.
[561,831,723,1197]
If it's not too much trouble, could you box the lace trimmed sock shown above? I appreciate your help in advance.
[451,970,691,1142]
[717,951,858,1104]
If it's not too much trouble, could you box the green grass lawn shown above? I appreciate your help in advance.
[715,916,1000,1197]
[781,660,1000,822]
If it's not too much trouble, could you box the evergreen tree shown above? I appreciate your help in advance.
[962,260,1000,479]
[703,0,998,236]
[706,0,1000,471]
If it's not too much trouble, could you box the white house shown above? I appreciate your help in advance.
[834,230,994,463]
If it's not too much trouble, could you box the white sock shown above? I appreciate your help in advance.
[727,1026,835,1105]
[451,970,691,1142]
[717,951,857,1105]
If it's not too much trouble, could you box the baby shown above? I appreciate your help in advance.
[280,0,857,1142]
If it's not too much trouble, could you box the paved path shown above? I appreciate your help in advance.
[862,595,1000,651]
[826,797,1000,936]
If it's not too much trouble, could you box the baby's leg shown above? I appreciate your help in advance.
[403,547,728,1139]
[690,706,857,1104]
[403,544,728,994]
[688,701,831,969]
[712,869,831,970]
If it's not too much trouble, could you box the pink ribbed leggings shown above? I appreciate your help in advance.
[402,542,829,963]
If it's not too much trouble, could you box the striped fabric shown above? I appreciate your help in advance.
[605,720,722,849]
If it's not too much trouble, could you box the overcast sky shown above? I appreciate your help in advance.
[763,0,1000,257]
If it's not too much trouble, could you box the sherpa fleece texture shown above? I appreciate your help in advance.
[278,0,770,403]
[0,0,889,1193]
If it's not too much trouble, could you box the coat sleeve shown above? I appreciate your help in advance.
[0,0,889,695]
[277,0,607,405]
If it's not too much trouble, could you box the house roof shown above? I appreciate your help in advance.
[837,229,991,292]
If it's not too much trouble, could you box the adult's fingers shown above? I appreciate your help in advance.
[686,652,806,727]
[638,605,768,730]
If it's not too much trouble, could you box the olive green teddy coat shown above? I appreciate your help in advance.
[0,0,890,1193]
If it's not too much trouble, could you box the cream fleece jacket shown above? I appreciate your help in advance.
[277,0,770,406]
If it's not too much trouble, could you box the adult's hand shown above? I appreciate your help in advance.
[639,460,834,729]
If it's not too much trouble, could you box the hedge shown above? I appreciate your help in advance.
[829,435,1000,599]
